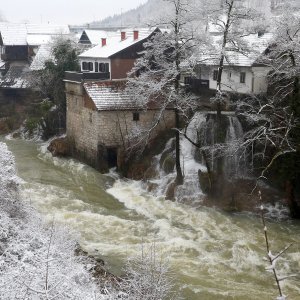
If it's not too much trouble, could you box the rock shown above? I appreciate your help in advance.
[143,165,158,180]
[162,154,175,174]
[198,170,211,194]
[0,119,9,135]
[47,137,70,157]
[165,181,177,201]
[147,182,159,192]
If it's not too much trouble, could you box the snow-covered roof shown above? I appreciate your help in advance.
[80,30,113,45]
[0,22,27,46]
[27,34,53,46]
[0,59,5,68]
[30,44,52,71]
[0,63,29,88]
[0,22,70,46]
[84,81,140,111]
[25,24,70,35]
[198,33,274,67]
[79,27,158,59]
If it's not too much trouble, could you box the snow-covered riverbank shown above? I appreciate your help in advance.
[0,142,104,299]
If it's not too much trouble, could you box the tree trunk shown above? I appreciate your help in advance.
[285,180,300,219]
[175,108,184,185]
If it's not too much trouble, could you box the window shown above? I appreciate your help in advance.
[133,112,140,121]
[99,63,109,73]
[82,62,88,71]
[213,70,218,81]
[184,76,191,85]
[240,72,246,83]
[82,61,94,71]
[95,62,99,72]
[89,112,92,123]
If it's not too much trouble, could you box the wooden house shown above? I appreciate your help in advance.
[78,27,160,80]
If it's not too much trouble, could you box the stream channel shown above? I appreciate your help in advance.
[3,137,300,300]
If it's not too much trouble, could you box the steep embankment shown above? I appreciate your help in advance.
[0,142,105,299]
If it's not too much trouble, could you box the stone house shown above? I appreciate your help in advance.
[65,78,175,172]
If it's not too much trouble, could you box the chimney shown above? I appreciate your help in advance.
[121,31,126,41]
[101,38,106,47]
[133,30,139,41]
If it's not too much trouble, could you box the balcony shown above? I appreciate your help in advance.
[184,77,211,94]
[1,53,7,61]
[64,71,110,83]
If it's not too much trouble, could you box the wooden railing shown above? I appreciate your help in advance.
[64,71,110,82]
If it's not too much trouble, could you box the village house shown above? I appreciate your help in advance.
[78,27,160,79]
[65,27,175,172]
[0,22,70,91]
[183,33,274,95]
[78,29,114,45]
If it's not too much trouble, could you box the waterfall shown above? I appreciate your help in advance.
[193,112,246,179]
[176,113,207,202]
[224,116,246,178]
[147,111,247,200]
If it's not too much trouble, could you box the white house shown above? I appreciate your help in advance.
[185,33,274,95]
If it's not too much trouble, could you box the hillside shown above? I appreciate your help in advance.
[91,0,172,27]
[89,0,300,28]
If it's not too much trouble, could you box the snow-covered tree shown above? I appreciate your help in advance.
[28,36,81,138]
[235,5,300,217]
[126,0,198,185]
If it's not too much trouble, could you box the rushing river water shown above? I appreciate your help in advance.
[3,138,300,300]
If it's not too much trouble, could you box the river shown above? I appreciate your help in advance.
[3,137,300,300]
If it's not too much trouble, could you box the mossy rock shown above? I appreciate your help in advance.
[165,181,177,201]
[162,154,175,174]
[198,170,211,194]
[47,137,70,157]
[143,165,158,180]
[159,139,175,168]
[147,182,159,192]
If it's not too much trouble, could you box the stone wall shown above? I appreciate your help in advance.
[66,81,176,172]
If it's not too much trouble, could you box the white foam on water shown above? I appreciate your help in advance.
[5,138,300,300]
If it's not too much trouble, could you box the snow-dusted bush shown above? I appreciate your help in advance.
[117,244,179,300]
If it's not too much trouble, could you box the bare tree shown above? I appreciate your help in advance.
[117,243,179,300]
[126,0,198,185]
[259,191,298,300]
[235,6,300,216]
[197,0,264,115]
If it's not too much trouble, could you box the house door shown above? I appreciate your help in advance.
[107,147,118,168]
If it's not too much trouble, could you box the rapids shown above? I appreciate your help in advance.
[2,137,300,300]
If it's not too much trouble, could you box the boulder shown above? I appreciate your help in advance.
[47,137,70,157]
[165,181,177,201]
[162,154,175,174]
